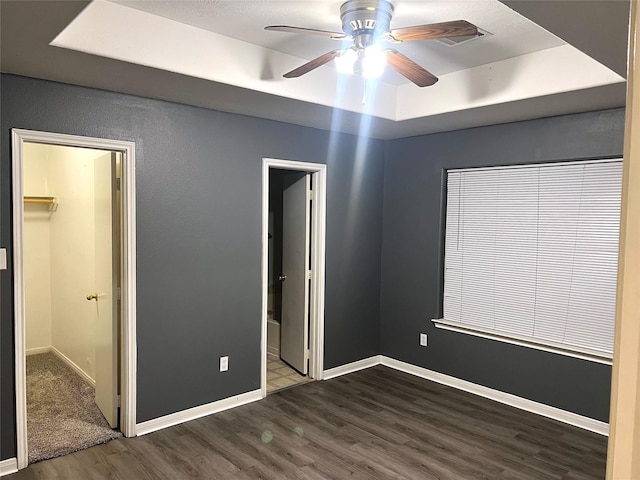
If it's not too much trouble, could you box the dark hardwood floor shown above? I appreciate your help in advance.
[8,366,607,479]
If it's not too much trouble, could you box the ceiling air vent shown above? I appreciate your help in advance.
[436,27,491,47]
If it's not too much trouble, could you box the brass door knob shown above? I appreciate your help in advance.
[86,293,98,301]
[279,274,287,282]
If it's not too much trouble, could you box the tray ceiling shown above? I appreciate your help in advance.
[1,0,629,138]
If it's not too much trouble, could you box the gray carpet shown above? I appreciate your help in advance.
[26,352,122,463]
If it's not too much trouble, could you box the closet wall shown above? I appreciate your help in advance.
[23,146,53,352]
[24,143,111,383]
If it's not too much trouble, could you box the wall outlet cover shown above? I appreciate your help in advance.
[220,356,229,372]
[420,333,428,347]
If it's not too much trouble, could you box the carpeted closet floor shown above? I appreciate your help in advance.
[26,352,122,463]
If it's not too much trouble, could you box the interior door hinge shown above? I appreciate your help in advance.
[308,190,313,201]
[307,270,312,280]
[117,287,121,300]
[117,395,121,407]
[116,178,121,191]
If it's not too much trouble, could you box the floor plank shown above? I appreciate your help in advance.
[6,366,608,479]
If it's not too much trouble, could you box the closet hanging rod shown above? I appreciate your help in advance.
[24,196,58,211]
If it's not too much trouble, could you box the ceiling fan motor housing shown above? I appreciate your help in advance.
[340,0,394,48]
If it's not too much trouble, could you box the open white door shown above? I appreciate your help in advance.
[93,152,118,428]
[280,172,311,375]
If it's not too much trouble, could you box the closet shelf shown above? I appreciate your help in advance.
[24,196,58,211]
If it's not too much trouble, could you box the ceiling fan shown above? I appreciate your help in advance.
[265,0,479,87]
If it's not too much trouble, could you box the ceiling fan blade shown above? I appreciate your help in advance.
[390,20,478,42]
[283,50,343,78]
[265,25,347,40]
[386,50,438,87]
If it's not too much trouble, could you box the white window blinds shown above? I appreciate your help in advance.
[440,160,623,362]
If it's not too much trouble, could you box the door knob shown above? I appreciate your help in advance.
[279,274,287,281]
[86,293,98,301]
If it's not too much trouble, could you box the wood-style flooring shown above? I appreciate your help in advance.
[7,366,607,480]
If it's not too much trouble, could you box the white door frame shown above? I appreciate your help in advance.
[261,158,327,397]
[11,129,137,470]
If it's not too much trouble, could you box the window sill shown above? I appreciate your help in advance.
[431,319,613,365]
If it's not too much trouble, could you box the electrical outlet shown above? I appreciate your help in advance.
[420,333,428,347]
[219,356,229,372]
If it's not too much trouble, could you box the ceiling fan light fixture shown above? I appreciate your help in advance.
[335,45,386,78]
[362,44,386,78]
[335,48,358,74]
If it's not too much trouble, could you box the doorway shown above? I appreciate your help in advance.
[261,159,327,397]
[23,143,120,462]
[11,129,137,470]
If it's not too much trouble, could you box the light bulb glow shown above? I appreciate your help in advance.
[362,45,386,78]
[335,49,357,74]
[335,45,386,78]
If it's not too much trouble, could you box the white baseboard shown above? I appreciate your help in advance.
[323,355,382,380]
[321,355,608,436]
[0,458,18,476]
[136,389,262,436]
[379,356,609,436]
[51,347,95,388]
[26,346,52,356]
[128,355,607,439]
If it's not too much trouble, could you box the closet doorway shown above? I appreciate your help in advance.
[12,130,137,471]
[261,159,327,396]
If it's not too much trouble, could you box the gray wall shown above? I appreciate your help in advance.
[380,108,625,422]
[0,74,384,460]
[0,73,624,461]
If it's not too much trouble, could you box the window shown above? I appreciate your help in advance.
[434,159,623,364]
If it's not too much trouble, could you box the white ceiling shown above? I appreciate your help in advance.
[111,0,565,83]
[0,0,630,139]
